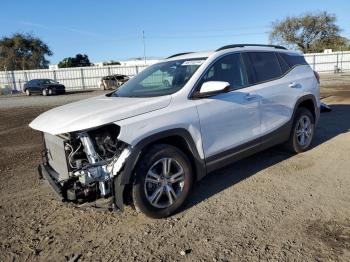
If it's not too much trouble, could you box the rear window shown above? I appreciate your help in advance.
[246,52,282,83]
[279,53,308,68]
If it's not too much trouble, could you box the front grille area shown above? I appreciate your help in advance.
[44,133,70,181]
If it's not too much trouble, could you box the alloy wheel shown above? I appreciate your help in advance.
[144,158,185,208]
[295,115,313,147]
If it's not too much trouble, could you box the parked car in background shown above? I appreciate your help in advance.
[24,79,66,96]
[99,74,130,90]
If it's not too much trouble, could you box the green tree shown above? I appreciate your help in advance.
[103,60,121,66]
[269,12,349,53]
[0,33,52,70]
[58,54,92,68]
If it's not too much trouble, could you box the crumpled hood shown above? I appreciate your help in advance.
[29,95,171,135]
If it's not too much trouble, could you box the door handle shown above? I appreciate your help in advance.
[244,93,258,101]
[289,82,299,88]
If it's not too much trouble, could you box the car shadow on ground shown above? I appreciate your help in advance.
[183,104,350,212]
[63,90,96,95]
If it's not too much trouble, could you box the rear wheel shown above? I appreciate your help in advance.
[25,89,31,96]
[287,107,315,153]
[132,144,193,218]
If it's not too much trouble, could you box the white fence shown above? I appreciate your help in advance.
[0,64,151,92]
[304,51,350,73]
[1,51,350,92]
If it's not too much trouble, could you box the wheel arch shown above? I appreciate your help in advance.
[293,94,319,123]
[119,128,206,186]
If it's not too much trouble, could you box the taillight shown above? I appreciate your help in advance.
[313,71,320,84]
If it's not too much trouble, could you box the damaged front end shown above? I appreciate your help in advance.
[38,124,131,211]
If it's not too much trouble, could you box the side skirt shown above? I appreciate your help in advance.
[206,120,292,173]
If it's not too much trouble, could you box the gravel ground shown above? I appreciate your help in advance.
[0,83,349,261]
[320,72,350,87]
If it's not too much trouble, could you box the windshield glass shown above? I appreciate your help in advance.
[113,58,206,97]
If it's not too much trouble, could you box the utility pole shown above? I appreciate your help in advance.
[142,30,146,64]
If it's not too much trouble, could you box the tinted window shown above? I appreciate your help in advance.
[201,53,248,89]
[247,52,282,83]
[279,53,307,67]
[277,53,290,74]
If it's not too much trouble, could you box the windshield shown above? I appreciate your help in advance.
[113,58,206,97]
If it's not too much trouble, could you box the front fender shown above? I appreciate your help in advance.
[118,128,207,185]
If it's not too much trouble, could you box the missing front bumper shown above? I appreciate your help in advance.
[38,163,126,212]
[38,164,65,201]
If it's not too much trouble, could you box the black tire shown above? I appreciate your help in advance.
[42,89,48,96]
[25,89,31,96]
[287,107,315,153]
[132,144,193,218]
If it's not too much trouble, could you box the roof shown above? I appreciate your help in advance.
[165,44,301,61]
[166,51,214,61]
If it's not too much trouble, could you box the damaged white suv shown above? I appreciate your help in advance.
[30,44,320,218]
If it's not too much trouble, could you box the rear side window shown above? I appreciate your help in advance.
[279,53,307,68]
[277,54,290,74]
[246,52,282,83]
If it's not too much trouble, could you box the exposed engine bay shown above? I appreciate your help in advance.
[42,124,131,205]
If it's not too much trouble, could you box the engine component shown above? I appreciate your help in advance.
[87,125,120,159]
[66,182,99,201]
[79,132,100,163]
[44,124,129,203]
[99,181,110,196]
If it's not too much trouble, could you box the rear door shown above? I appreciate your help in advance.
[195,53,261,163]
[33,80,42,92]
[242,51,298,136]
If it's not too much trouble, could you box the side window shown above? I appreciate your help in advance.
[277,53,290,74]
[279,53,308,68]
[201,53,248,90]
[247,52,282,83]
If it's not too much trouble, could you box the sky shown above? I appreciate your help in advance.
[1,0,349,64]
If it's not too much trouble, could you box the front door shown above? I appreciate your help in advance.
[195,53,261,164]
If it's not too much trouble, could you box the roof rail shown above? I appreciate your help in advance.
[166,52,194,59]
[216,44,287,51]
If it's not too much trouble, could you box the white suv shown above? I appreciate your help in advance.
[30,44,320,218]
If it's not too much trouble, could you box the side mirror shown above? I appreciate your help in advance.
[194,81,230,98]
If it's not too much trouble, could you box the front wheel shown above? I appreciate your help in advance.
[287,107,315,153]
[132,144,193,218]
[25,89,31,96]
[42,89,48,96]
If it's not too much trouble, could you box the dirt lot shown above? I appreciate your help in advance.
[0,83,349,261]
